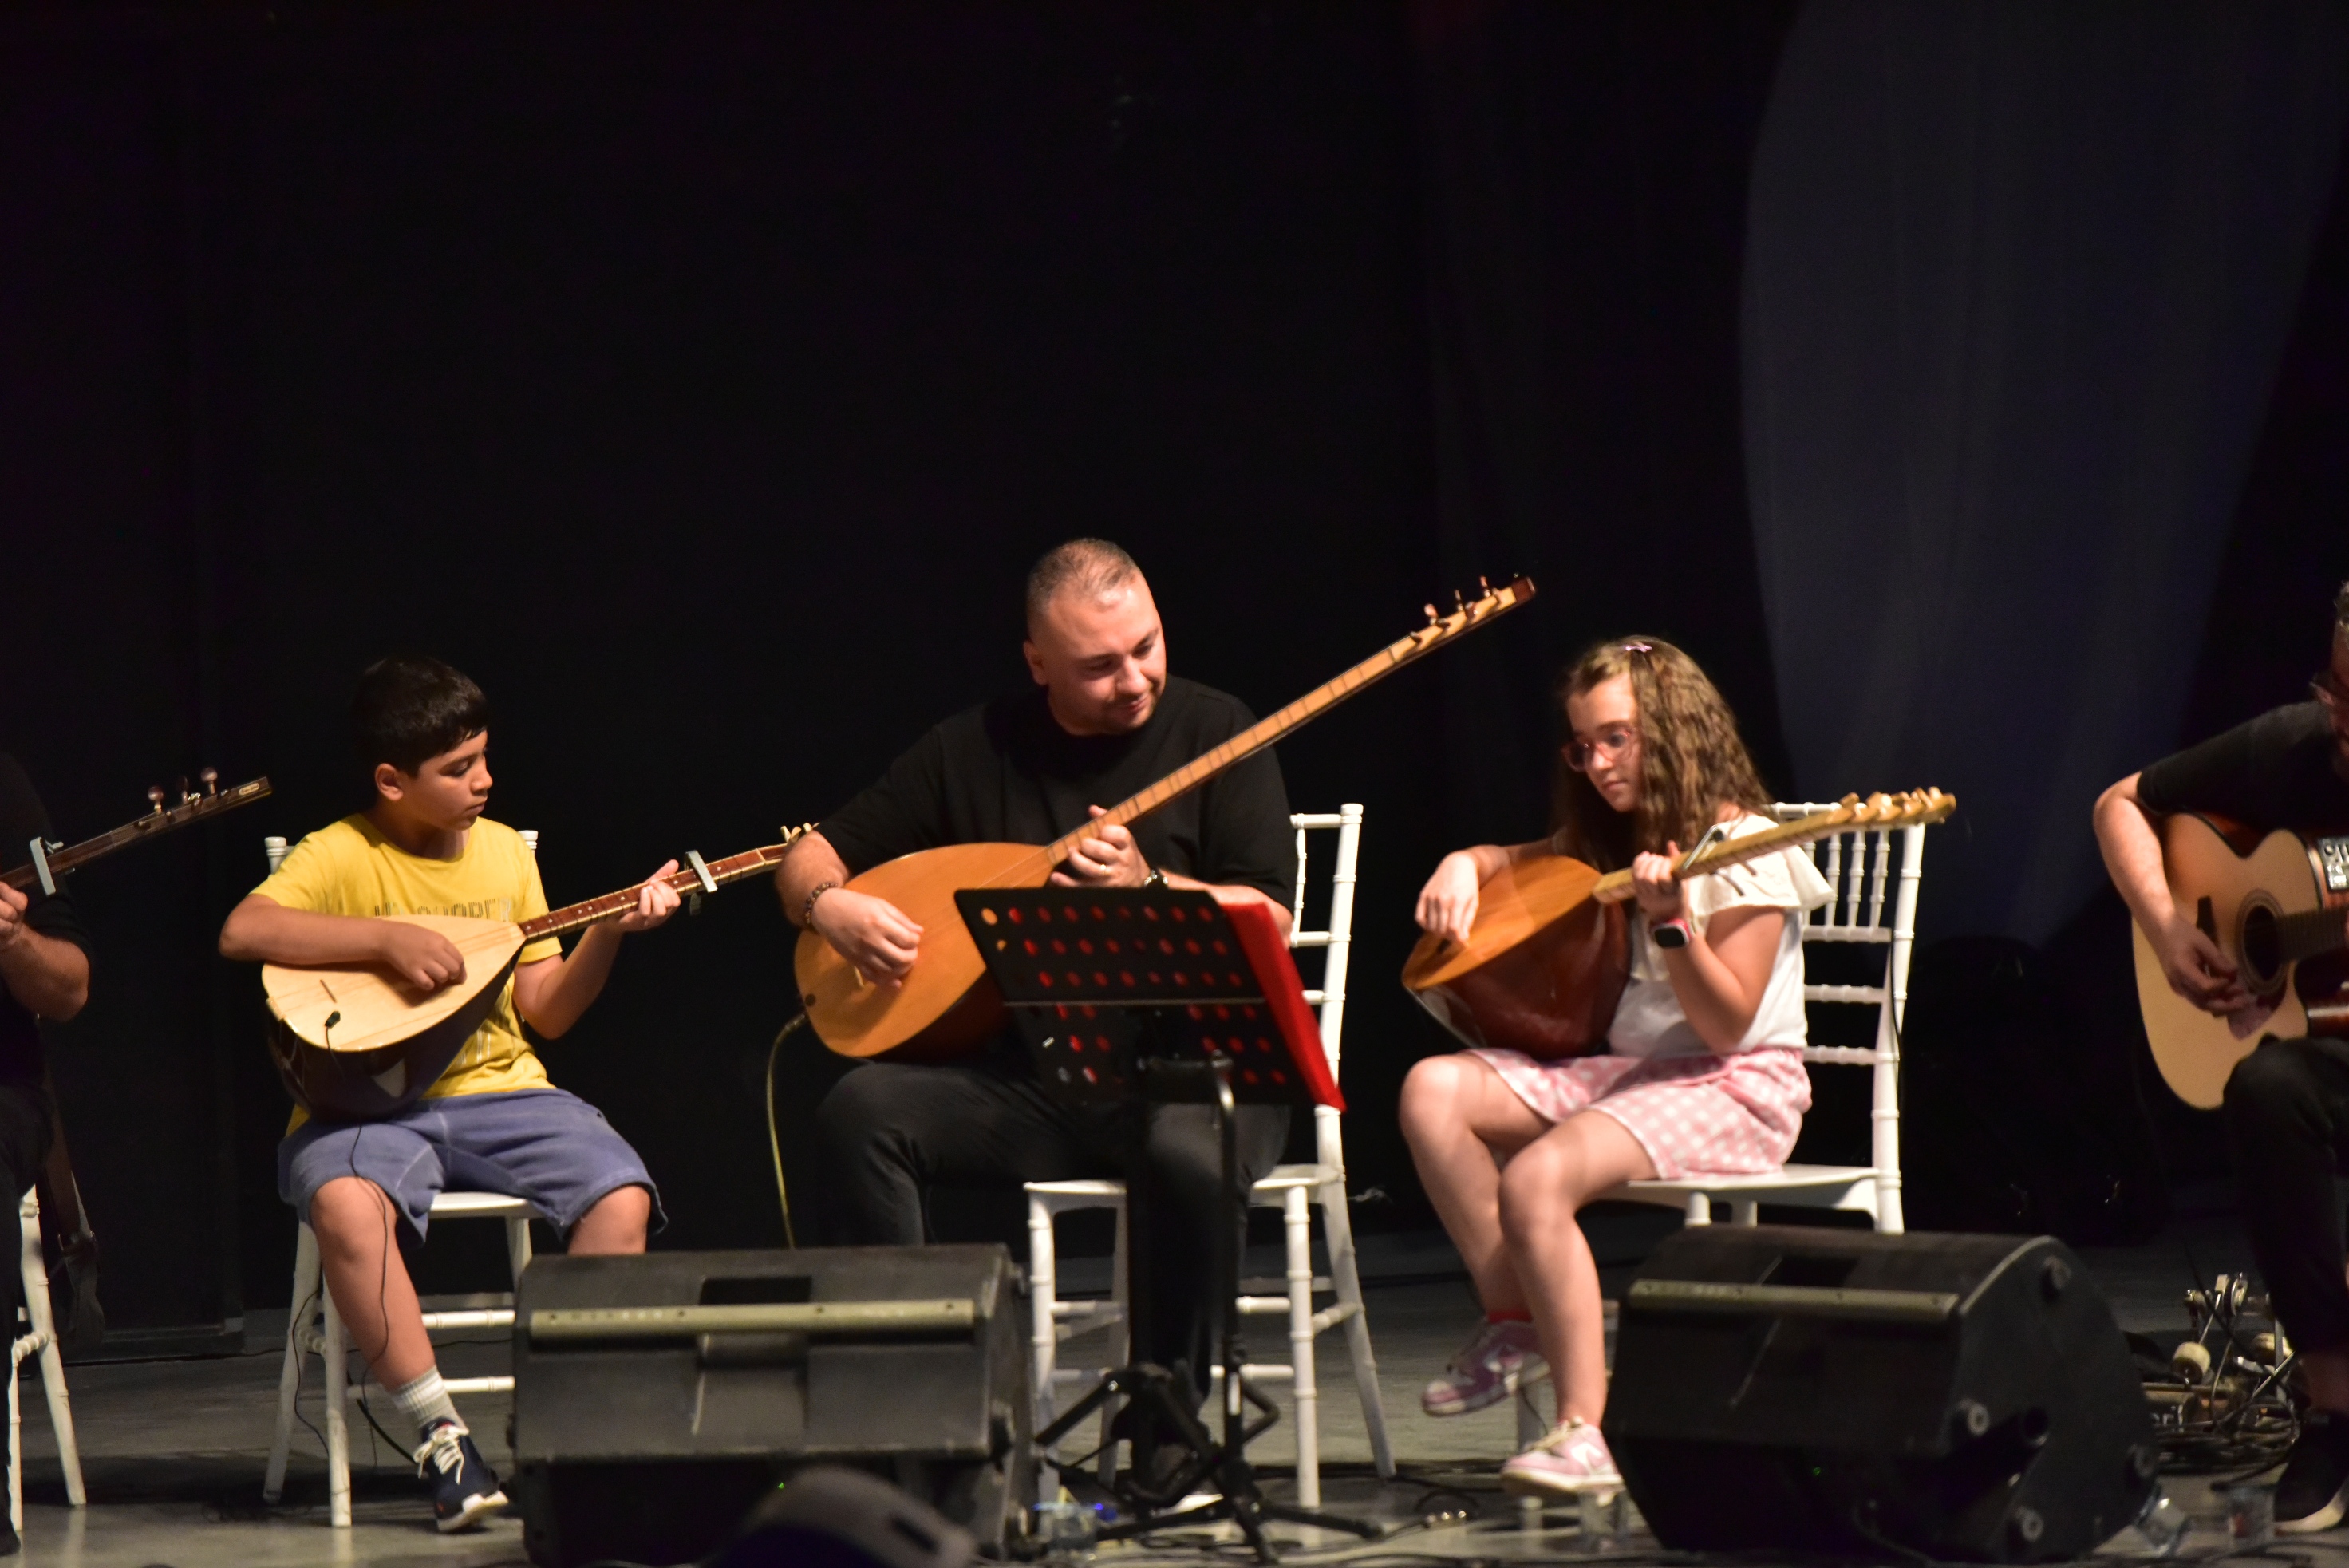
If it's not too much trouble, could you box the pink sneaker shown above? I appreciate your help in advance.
[1501,1419,1622,1496]
[1421,1317,1545,1416]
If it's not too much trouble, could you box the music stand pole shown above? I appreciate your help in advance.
[962,887,1381,1562]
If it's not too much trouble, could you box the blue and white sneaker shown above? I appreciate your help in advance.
[415,1417,508,1533]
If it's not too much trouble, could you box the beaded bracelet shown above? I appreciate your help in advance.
[802,881,838,930]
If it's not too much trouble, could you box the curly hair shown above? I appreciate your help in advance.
[1549,636,1771,870]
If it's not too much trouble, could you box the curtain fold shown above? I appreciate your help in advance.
[1744,0,2349,941]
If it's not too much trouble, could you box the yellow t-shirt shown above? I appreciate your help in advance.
[256,816,566,1125]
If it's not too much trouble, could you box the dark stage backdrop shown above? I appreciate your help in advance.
[1745,0,2349,945]
[0,1,1463,1331]
[4,1,2345,1332]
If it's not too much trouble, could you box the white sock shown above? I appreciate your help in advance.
[390,1368,460,1437]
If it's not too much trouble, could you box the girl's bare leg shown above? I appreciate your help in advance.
[1497,1110,1656,1424]
[1399,1053,1548,1313]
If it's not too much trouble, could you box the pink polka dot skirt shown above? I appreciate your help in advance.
[1467,1046,1811,1180]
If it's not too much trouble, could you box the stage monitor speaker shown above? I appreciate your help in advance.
[713,1465,974,1568]
[1606,1225,2154,1563]
[511,1244,1030,1568]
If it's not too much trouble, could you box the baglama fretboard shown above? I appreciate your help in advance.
[1024,577,1537,874]
[522,839,799,942]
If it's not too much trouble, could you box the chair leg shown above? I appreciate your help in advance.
[20,1200,82,1508]
[1684,1191,1711,1226]
[1315,1173,1392,1479]
[1515,1383,1547,1449]
[1025,1196,1060,1441]
[504,1215,535,1282]
[7,1317,19,1538]
[1282,1186,1321,1508]
[1099,1197,1128,1487]
[264,1225,321,1504]
[1731,1200,1759,1226]
[322,1278,351,1528]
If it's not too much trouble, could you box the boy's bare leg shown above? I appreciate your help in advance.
[310,1175,433,1388]
[568,1185,651,1255]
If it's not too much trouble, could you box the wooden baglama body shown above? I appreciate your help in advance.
[2135,813,2349,1109]
[264,840,798,1122]
[1403,791,1955,1060]
[793,841,1048,1062]
[1400,855,1628,1057]
[799,577,1538,1062]
[265,914,529,1121]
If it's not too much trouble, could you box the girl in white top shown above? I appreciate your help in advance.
[1400,637,1829,1497]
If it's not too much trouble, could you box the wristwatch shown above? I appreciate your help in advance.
[1143,866,1168,890]
[1652,916,1692,950]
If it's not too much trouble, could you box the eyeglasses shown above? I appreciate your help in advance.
[1566,725,1639,772]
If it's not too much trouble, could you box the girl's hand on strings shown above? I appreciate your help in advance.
[1630,843,1687,922]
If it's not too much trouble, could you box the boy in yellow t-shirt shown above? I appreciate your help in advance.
[220,656,681,1534]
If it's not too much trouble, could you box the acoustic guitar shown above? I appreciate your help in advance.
[1402,789,1955,1058]
[4,768,271,895]
[2134,813,2349,1110]
[264,837,802,1122]
[798,577,1538,1063]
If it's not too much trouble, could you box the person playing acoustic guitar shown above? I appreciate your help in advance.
[776,539,1297,1485]
[1401,638,1829,1497]
[2095,583,2349,1534]
[219,657,681,1533]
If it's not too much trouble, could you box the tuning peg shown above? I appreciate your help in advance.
[1423,602,1439,625]
[147,784,165,815]
[200,767,219,796]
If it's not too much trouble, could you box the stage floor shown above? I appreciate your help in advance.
[8,1202,2337,1566]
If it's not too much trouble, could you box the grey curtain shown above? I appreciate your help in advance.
[1744,0,2349,941]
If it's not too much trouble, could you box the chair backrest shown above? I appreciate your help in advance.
[1285,805,1362,1081]
[262,828,538,875]
[1768,802,1932,1212]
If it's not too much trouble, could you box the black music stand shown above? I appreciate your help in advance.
[956,887,1379,1562]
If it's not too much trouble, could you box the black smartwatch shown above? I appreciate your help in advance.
[1652,916,1692,950]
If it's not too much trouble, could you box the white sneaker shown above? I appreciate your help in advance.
[1501,1418,1622,1496]
[1422,1317,1545,1416]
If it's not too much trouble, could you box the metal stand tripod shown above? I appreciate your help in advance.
[1034,1058,1381,1562]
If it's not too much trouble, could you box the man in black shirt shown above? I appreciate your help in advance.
[0,756,89,1557]
[776,539,1297,1464]
[2096,583,2349,1532]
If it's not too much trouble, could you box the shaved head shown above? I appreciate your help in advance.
[1025,539,1141,634]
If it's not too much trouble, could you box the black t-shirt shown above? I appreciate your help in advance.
[821,676,1297,904]
[0,756,91,1086]
[2137,702,2349,837]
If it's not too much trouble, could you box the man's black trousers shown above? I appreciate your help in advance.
[816,1058,1289,1412]
[2223,1036,2349,1351]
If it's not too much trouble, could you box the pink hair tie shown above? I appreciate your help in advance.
[1620,641,1653,654]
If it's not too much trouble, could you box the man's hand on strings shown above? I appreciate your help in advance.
[0,883,28,956]
[2154,917,2251,1016]
[1052,806,1148,887]
[811,889,923,986]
